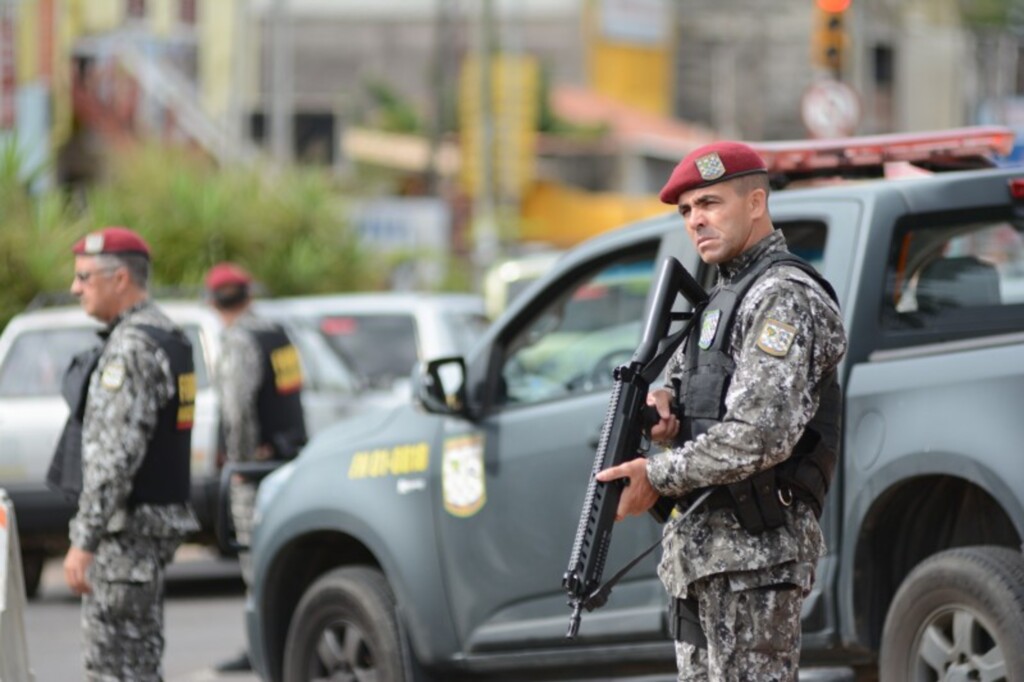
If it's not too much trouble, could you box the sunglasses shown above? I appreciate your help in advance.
[74,267,117,284]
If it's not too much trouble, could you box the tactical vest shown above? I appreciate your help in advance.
[48,324,195,506]
[46,342,104,501]
[251,324,307,460]
[128,324,195,506]
[679,251,842,532]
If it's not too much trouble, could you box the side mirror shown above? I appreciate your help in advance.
[415,356,468,416]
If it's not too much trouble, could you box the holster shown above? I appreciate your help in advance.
[668,597,707,648]
[727,468,786,534]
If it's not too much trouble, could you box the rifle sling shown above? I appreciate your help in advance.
[583,488,713,612]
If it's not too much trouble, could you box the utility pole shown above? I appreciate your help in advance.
[268,0,293,165]
[472,0,499,285]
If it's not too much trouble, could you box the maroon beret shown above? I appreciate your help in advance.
[72,227,151,258]
[659,141,768,204]
[205,262,252,291]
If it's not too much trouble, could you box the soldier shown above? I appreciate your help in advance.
[205,262,307,673]
[597,142,847,680]
[61,226,200,681]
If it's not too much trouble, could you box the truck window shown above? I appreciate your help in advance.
[319,314,419,388]
[499,254,656,405]
[778,221,828,271]
[882,207,1024,342]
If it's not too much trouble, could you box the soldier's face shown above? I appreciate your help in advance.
[678,181,763,264]
[71,255,121,322]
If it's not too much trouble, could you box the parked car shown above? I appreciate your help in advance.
[255,292,489,401]
[0,298,368,596]
[243,128,1024,681]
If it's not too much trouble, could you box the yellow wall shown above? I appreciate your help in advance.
[520,181,671,248]
[199,0,235,120]
[586,0,672,117]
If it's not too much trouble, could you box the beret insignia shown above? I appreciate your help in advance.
[695,152,726,181]
[84,234,105,254]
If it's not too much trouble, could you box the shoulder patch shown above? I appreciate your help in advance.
[756,319,797,357]
[100,362,126,390]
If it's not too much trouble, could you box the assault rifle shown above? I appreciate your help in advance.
[562,256,708,638]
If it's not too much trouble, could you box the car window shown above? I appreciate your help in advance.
[179,324,212,389]
[499,254,657,405]
[287,323,363,394]
[443,311,490,353]
[0,328,100,398]
[881,207,1024,344]
[319,314,419,387]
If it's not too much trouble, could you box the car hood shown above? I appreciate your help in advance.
[300,402,409,459]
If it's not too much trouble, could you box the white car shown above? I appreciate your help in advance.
[256,292,489,401]
[0,299,367,596]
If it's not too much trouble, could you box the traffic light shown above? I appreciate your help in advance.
[813,0,850,76]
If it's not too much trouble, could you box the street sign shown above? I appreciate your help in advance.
[801,79,860,139]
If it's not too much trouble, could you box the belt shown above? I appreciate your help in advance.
[676,487,732,513]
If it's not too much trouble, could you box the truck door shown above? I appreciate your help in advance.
[768,198,861,649]
[435,236,692,654]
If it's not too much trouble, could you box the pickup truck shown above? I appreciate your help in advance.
[244,127,1024,681]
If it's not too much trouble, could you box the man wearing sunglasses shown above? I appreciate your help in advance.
[60,226,199,681]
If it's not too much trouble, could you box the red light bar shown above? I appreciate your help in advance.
[751,126,1015,179]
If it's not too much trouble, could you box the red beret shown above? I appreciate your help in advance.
[72,227,151,258]
[659,141,768,204]
[205,262,252,291]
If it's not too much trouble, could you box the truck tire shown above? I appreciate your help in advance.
[879,546,1024,682]
[282,565,425,682]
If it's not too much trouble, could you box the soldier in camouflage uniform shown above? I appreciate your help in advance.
[205,262,307,673]
[597,142,847,681]
[62,227,200,681]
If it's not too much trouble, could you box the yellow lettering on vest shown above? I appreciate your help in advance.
[271,345,303,394]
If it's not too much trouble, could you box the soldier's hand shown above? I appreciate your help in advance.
[596,458,660,521]
[64,546,94,595]
[647,389,680,443]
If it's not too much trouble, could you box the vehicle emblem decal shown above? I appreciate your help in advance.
[699,309,721,350]
[696,152,726,181]
[756,318,797,357]
[442,434,486,517]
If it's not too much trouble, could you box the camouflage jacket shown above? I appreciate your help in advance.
[646,230,848,597]
[70,301,199,551]
[215,310,272,462]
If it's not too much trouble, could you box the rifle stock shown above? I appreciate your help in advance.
[562,256,707,638]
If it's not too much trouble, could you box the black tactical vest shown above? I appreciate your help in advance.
[128,324,195,506]
[251,324,307,460]
[47,341,105,501]
[679,251,842,530]
[48,324,195,506]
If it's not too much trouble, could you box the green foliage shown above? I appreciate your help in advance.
[0,139,85,327]
[363,79,423,134]
[961,0,1016,27]
[81,144,382,297]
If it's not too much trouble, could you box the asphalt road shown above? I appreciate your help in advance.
[21,545,259,682]
[17,546,861,682]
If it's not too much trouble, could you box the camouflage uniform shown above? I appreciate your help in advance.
[215,312,275,565]
[72,300,199,682]
[646,232,847,681]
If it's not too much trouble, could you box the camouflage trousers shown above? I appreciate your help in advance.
[229,478,257,586]
[674,571,804,682]
[82,533,181,682]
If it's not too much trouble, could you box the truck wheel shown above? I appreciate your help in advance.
[20,551,46,599]
[282,566,425,682]
[879,546,1024,681]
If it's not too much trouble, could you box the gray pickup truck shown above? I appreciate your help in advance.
[245,128,1024,681]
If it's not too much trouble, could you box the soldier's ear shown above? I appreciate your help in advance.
[748,187,767,220]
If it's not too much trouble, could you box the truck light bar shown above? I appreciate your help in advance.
[750,126,1016,187]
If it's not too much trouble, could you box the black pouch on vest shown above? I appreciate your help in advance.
[668,597,707,648]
